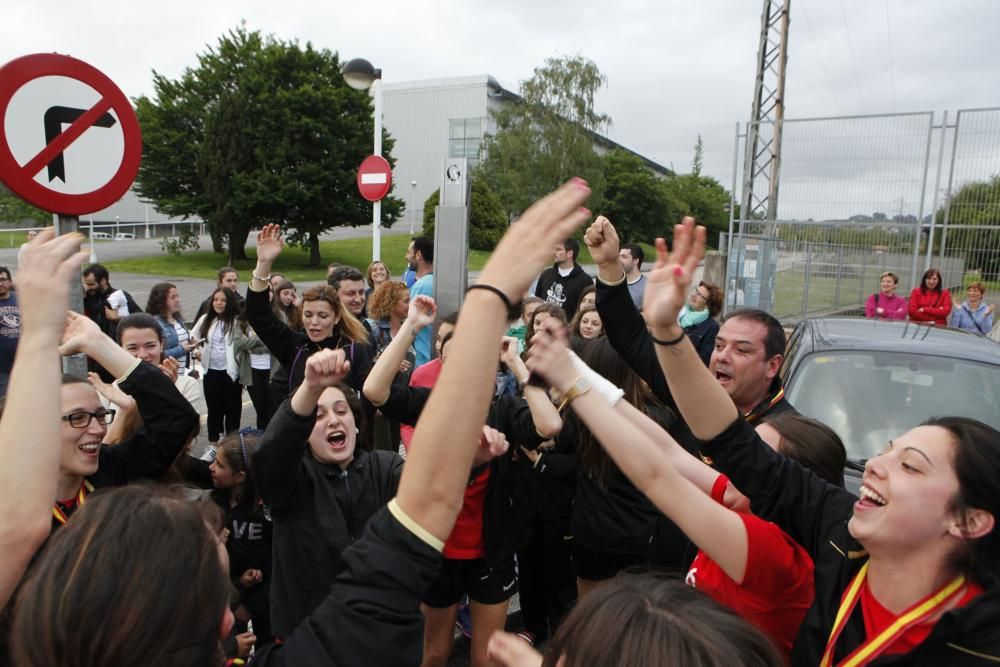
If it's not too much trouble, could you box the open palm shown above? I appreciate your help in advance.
[255,224,285,264]
[642,217,707,330]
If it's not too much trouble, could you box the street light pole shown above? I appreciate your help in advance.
[341,57,384,263]
[372,77,383,262]
[410,180,417,235]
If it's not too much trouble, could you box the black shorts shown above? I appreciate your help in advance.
[423,556,518,608]
[571,542,648,582]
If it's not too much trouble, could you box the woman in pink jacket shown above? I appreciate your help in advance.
[908,268,952,326]
[864,272,908,320]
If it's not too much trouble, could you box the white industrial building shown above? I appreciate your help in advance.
[382,74,671,232]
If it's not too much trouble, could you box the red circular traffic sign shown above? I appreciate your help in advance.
[357,155,392,202]
[0,53,142,215]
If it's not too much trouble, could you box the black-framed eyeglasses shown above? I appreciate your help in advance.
[61,409,116,428]
[691,291,709,302]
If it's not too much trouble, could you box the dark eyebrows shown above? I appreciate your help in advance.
[904,446,935,467]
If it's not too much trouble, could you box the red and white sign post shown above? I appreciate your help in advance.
[0,53,142,376]
[357,153,392,261]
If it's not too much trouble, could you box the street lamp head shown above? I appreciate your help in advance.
[342,58,382,90]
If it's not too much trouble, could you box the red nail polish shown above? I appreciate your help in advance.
[572,177,588,188]
[674,267,684,277]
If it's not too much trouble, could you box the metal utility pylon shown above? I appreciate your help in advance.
[741,0,790,225]
[737,0,790,313]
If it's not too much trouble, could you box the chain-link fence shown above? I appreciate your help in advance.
[726,107,1000,323]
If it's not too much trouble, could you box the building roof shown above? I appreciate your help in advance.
[383,73,672,178]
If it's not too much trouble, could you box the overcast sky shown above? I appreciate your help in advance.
[5,0,999,202]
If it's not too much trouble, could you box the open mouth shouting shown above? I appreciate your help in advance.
[326,430,348,450]
[714,368,735,387]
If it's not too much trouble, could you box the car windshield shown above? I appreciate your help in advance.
[785,351,1000,462]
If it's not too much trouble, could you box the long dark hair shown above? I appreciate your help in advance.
[920,268,944,294]
[543,574,782,667]
[12,485,231,667]
[272,279,301,331]
[763,413,847,487]
[925,416,1000,587]
[212,429,265,519]
[146,282,179,320]
[576,337,672,489]
[198,287,240,339]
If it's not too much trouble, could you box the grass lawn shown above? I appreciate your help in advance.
[103,232,628,280]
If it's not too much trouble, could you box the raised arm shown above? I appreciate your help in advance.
[642,219,738,442]
[245,225,298,365]
[60,313,199,483]
[0,229,85,608]
[396,178,592,544]
[642,220,854,553]
[527,323,750,583]
[586,216,672,404]
[252,351,352,511]
[362,296,436,407]
[500,336,561,439]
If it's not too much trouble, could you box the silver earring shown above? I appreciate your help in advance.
[355,427,359,434]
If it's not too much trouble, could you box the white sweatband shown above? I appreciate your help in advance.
[567,351,625,406]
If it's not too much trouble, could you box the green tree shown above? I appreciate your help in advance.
[601,150,685,244]
[933,175,1000,278]
[0,184,50,225]
[134,27,402,265]
[666,173,731,248]
[481,55,609,218]
[691,134,704,177]
[422,177,509,250]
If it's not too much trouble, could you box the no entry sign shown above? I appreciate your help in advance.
[0,53,142,215]
[357,155,392,202]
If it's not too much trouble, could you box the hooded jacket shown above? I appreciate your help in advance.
[700,417,1000,666]
[254,399,403,638]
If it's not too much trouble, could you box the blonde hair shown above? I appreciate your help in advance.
[300,285,369,343]
[368,281,409,321]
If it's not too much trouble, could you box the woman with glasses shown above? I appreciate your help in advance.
[52,310,200,531]
[679,280,723,366]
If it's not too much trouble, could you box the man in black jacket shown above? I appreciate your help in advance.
[586,215,796,569]
[587,216,795,438]
[533,238,593,320]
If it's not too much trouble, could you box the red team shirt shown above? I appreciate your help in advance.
[686,474,815,657]
[401,357,487,559]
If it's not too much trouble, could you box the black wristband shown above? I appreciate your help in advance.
[466,284,515,311]
[650,329,686,346]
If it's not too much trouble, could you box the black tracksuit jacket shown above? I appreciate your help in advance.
[254,399,404,639]
[251,505,442,667]
[701,417,1000,666]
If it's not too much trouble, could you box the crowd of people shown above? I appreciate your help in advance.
[1,179,999,667]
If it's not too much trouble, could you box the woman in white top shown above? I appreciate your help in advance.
[194,287,243,448]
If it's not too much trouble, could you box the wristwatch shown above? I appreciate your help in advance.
[558,376,592,411]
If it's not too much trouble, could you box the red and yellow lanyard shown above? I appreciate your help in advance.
[820,561,967,667]
[52,480,95,525]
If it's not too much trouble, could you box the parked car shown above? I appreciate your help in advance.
[114,232,136,241]
[90,232,112,240]
[779,317,1000,492]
